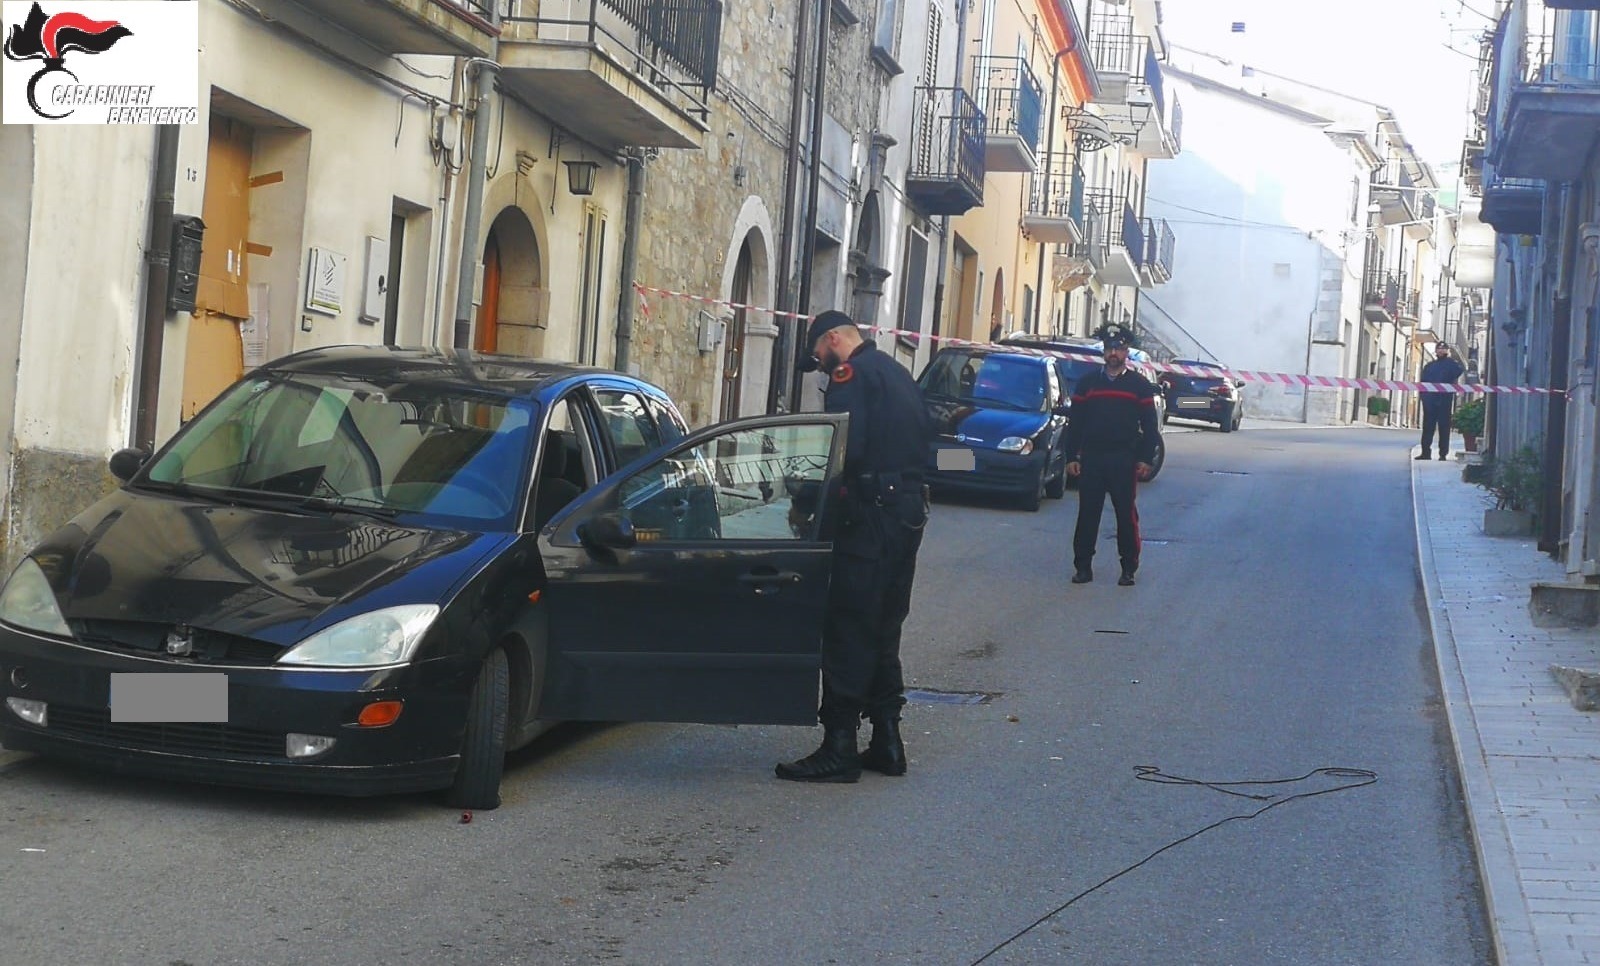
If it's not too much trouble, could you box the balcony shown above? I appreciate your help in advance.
[1370,163,1429,226]
[1461,138,1485,195]
[1088,12,1143,106]
[1140,217,1174,284]
[1498,14,1600,180]
[499,0,720,151]
[1086,23,1179,158]
[1022,163,1084,245]
[906,86,986,216]
[975,56,1043,173]
[1081,187,1142,287]
[284,0,496,57]
[1480,177,1546,235]
[1362,273,1402,325]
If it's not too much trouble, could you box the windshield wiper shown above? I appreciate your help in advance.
[295,495,403,520]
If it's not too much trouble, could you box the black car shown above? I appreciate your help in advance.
[998,334,1166,481]
[917,346,1071,511]
[0,346,850,809]
[1160,359,1246,432]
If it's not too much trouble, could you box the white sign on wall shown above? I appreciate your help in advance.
[305,247,346,316]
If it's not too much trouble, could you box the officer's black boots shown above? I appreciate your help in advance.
[1119,570,1136,586]
[775,724,862,783]
[1072,567,1093,584]
[860,716,907,776]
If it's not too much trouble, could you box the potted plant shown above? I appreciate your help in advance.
[1454,397,1485,453]
[1477,443,1541,536]
[1366,395,1390,425]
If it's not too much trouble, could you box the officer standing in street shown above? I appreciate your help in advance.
[1063,322,1161,587]
[776,309,933,784]
[1416,342,1465,460]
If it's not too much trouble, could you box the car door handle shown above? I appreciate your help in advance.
[739,568,803,594]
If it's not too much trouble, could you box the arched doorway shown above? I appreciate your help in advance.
[989,267,1006,342]
[720,239,754,422]
[475,206,544,357]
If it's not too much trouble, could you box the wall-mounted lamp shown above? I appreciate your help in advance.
[564,160,600,196]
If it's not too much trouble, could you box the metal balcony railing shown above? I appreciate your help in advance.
[909,85,986,196]
[1079,186,1141,266]
[974,55,1043,157]
[1120,199,1143,266]
[1026,161,1085,224]
[1169,92,1183,153]
[505,0,722,117]
[1090,11,1143,78]
[1144,44,1166,121]
[1522,9,1600,86]
[443,0,492,17]
[1141,217,1174,275]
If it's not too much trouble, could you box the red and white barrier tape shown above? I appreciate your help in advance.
[632,283,1560,397]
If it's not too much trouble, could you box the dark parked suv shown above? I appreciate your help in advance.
[1160,359,1245,432]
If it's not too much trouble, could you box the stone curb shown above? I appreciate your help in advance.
[1412,454,1542,965]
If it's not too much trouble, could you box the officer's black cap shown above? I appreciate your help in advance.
[1096,321,1136,349]
[797,310,856,372]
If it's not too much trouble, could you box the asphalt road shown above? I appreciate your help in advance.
[0,421,1493,966]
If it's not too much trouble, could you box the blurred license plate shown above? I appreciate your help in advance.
[1179,400,1210,408]
[937,448,975,471]
[110,673,228,723]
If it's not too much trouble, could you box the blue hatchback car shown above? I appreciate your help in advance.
[917,346,1069,511]
[0,346,852,811]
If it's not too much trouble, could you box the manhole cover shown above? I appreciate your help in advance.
[905,688,996,706]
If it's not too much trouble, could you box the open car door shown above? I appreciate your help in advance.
[535,413,847,725]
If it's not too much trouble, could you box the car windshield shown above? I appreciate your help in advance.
[920,352,1048,412]
[138,372,536,531]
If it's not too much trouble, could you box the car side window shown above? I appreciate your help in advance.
[646,395,690,444]
[605,422,837,542]
[592,388,663,468]
[531,395,601,530]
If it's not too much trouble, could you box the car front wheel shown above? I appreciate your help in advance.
[1144,437,1166,482]
[447,647,510,811]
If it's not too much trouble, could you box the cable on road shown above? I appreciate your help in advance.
[968,765,1379,965]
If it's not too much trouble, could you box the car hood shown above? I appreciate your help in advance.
[925,399,1049,446]
[27,489,511,646]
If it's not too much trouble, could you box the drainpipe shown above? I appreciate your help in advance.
[613,147,646,374]
[134,124,181,452]
[1034,52,1060,333]
[452,41,502,349]
[788,0,832,411]
[769,0,813,413]
[1541,182,1578,556]
[930,0,971,348]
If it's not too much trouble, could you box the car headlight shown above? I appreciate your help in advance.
[997,436,1035,455]
[277,605,441,668]
[0,558,71,638]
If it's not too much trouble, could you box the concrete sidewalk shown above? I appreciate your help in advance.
[1414,450,1600,965]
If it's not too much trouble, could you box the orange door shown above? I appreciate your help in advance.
[475,234,501,353]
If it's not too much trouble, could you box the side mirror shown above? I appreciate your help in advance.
[1234,379,1245,389]
[1053,403,1071,417]
[108,447,150,483]
[577,512,637,550]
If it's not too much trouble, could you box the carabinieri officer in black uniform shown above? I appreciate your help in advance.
[776,310,933,784]
[1062,322,1161,587]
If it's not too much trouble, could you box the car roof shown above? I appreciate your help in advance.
[1000,334,1102,352]
[261,344,667,401]
[931,344,1052,364]
[1172,359,1224,369]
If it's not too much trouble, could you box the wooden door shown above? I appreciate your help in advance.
[475,232,501,353]
[181,115,252,421]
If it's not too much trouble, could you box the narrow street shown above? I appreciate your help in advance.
[0,425,1492,966]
